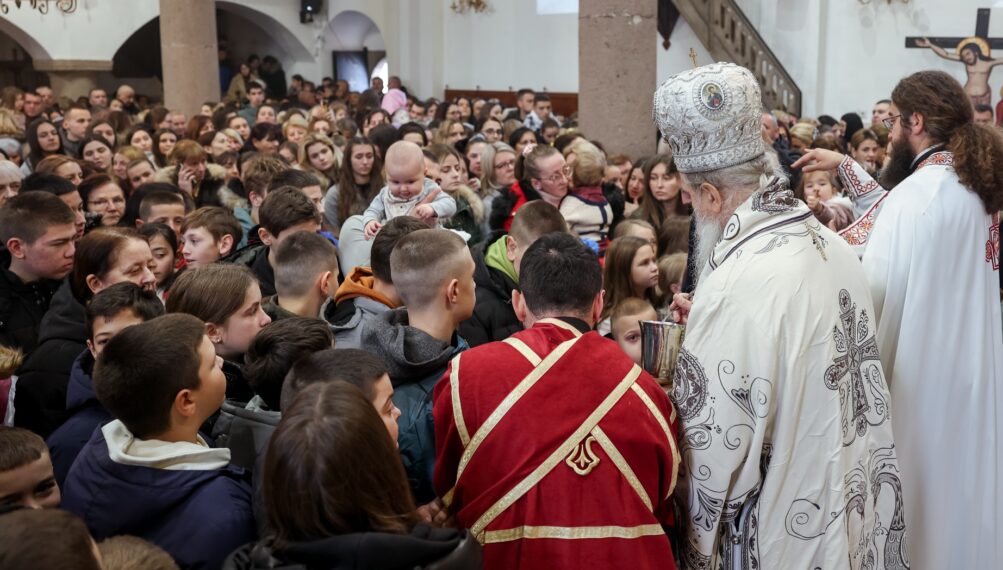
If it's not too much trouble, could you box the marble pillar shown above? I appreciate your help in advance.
[579,0,658,159]
[159,0,220,117]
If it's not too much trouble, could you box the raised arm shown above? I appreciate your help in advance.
[915,37,960,61]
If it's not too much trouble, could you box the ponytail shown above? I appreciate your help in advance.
[948,122,1003,214]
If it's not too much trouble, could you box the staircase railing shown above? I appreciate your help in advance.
[669,0,802,116]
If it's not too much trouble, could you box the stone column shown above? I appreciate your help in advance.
[159,0,220,117]
[33,60,112,101]
[579,0,657,159]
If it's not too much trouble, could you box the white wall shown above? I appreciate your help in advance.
[656,17,712,86]
[442,0,578,94]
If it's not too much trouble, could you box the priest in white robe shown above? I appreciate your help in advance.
[798,70,1003,569]
[655,63,908,570]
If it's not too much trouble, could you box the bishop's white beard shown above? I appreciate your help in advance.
[692,213,725,287]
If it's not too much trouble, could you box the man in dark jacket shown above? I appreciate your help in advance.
[62,315,256,570]
[46,283,164,487]
[0,193,76,356]
[13,280,87,437]
[459,201,568,347]
[359,229,475,503]
[224,187,321,296]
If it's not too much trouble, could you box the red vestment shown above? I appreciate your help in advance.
[433,318,680,570]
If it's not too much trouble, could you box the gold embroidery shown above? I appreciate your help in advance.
[565,434,600,476]
[502,337,543,366]
[483,524,665,544]
[471,365,642,538]
[591,426,652,512]
[630,384,679,498]
[537,317,584,337]
[449,353,470,447]
[455,337,583,486]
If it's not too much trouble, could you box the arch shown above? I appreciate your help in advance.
[216,1,313,62]
[0,16,50,60]
[324,10,385,51]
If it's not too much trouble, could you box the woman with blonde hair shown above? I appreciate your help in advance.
[434,119,466,148]
[297,133,341,188]
[0,108,23,139]
[429,143,484,244]
[477,141,517,237]
[36,155,84,187]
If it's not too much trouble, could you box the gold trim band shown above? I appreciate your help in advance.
[483,523,665,543]
[455,336,583,485]
[471,365,643,538]
[502,337,543,366]
[450,353,470,447]
[591,426,653,512]
[630,384,679,498]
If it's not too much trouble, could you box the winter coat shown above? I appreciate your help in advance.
[323,267,396,349]
[442,185,485,245]
[360,309,467,503]
[46,349,112,488]
[154,164,246,211]
[457,232,521,348]
[13,281,87,437]
[223,243,276,297]
[224,525,482,570]
[488,180,542,233]
[0,249,62,356]
[63,422,256,570]
[211,398,281,471]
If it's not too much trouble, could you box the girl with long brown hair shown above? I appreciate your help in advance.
[323,136,383,236]
[598,235,660,336]
[228,382,480,568]
[633,154,689,229]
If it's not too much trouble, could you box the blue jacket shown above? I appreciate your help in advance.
[62,427,257,570]
[360,308,468,503]
[45,349,112,488]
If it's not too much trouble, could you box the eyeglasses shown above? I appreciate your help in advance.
[495,159,516,170]
[882,114,905,130]
[540,165,572,184]
[88,197,126,208]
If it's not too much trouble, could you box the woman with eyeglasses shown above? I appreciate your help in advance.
[477,142,517,238]
[487,143,568,234]
[78,174,127,227]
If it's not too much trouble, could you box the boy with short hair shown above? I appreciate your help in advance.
[233,154,287,244]
[266,230,339,321]
[0,426,61,509]
[610,297,659,365]
[362,141,456,239]
[213,317,333,470]
[46,283,165,487]
[136,190,189,239]
[524,93,552,132]
[126,159,156,190]
[281,348,399,440]
[225,186,322,296]
[0,192,76,354]
[180,206,243,268]
[267,168,324,218]
[360,229,475,503]
[326,216,426,348]
[62,314,256,570]
[460,200,569,346]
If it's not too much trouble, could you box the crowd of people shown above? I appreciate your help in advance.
[0,51,998,570]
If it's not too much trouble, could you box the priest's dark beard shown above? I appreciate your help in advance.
[878,138,917,189]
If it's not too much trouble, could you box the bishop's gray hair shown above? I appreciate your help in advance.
[682,147,787,196]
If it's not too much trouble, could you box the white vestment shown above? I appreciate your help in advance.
[862,150,1003,569]
[676,178,908,570]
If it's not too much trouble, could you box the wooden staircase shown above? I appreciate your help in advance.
[666,0,802,116]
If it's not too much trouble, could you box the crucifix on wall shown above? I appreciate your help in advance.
[906,8,1003,107]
